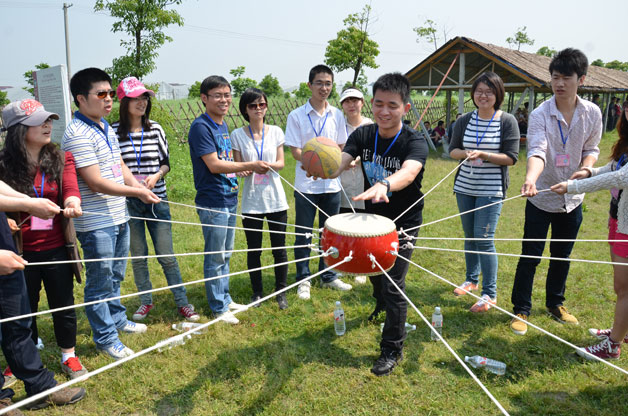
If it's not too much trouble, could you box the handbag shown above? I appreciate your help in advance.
[58,164,83,283]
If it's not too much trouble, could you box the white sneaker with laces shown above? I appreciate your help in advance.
[297,281,311,300]
[216,311,239,324]
[228,302,247,312]
[99,341,134,360]
[120,320,147,334]
[321,278,352,291]
[355,276,367,284]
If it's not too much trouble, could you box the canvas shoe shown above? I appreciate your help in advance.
[24,387,86,410]
[132,304,153,321]
[469,295,496,313]
[2,367,17,389]
[321,278,352,291]
[216,311,239,324]
[98,341,134,360]
[0,397,24,416]
[588,328,628,343]
[61,356,88,379]
[453,281,479,297]
[297,281,311,300]
[354,276,367,284]
[178,304,200,322]
[577,337,621,360]
[228,302,247,312]
[547,306,579,325]
[120,320,147,334]
[510,314,528,335]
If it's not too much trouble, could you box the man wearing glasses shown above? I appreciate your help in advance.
[285,64,352,301]
[62,68,160,360]
[188,76,269,324]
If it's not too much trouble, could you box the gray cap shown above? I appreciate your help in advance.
[1,99,59,130]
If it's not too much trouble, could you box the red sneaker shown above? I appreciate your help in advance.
[2,366,17,389]
[61,356,88,379]
[178,304,200,322]
[588,328,628,343]
[132,304,154,321]
[577,337,621,360]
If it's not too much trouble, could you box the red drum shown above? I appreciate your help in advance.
[322,213,399,276]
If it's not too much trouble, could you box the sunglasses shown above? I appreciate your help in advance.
[89,90,116,99]
[247,102,267,110]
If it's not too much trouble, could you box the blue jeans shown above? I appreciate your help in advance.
[293,191,340,283]
[455,193,503,299]
[76,223,130,348]
[127,197,188,307]
[197,205,236,314]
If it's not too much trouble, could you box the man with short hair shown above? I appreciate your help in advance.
[285,64,352,300]
[188,76,269,324]
[62,67,160,360]
[510,49,602,335]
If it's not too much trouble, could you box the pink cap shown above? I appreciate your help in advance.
[116,76,155,100]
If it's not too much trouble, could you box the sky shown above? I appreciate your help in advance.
[1,0,627,101]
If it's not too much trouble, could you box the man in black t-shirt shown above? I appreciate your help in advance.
[330,73,428,376]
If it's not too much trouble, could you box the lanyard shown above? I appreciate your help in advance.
[557,120,569,148]
[617,154,627,170]
[74,111,115,161]
[129,128,144,171]
[307,112,329,137]
[203,113,229,135]
[475,110,497,147]
[374,127,402,162]
[248,124,265,160]
[33,172,45,198]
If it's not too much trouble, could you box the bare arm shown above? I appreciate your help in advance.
[521,156,545,196]
[354,159,423,204]
[201,152,269,175]
[77,164,160,204]
[289,146,302,162]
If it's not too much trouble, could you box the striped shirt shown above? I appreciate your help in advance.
[62,112,127,232]
[453,111,503,197]
[113,121,169,199]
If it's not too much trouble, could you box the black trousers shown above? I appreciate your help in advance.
[511,201,583,316]
[241,210,288,294]
[23,246,77,349]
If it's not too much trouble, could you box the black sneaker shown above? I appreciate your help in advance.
[250,293,262,308]
[276,293,288,310]
[367,303,386,323]
[25,387,86,410]
[371,349,403,376]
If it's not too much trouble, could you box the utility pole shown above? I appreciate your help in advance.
[63,3,73,82]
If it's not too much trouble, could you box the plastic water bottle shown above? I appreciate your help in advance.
[334,301,346,336]
[464,355,507,375]
[157,334,190,352]
[380,322,416,332]
[172,322,207,335]
[431,307,443,341]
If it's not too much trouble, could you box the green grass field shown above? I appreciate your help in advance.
[9,130,627,415]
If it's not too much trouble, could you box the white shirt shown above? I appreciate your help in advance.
[284,100,348,194]
[340,117,373,209]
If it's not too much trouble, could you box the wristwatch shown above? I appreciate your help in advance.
[377,179,391,193]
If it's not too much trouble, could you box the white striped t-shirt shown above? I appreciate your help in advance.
[453,111,503,197]
[113,121,169,199]
[62,116,127,232]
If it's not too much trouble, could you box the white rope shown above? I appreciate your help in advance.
[0,251,324,324]
[369,254,510,416]
[338,181,356,214]
[413,236,628,243]
[395,253,628,376]
[393,157,468,223]
[267,166,330,218]
[0,254,353,415]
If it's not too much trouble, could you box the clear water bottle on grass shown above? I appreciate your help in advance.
[172,322,207,335]
[464,355,507,375]
[431,307,443,341]
[157,334,190,352]
[334,301,346,336]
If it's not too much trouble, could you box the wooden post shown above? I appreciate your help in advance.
[458,53,465,115]
[603,92,611,131]
[445,90,452,127]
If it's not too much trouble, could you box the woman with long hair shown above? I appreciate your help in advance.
[113,77,199,322]
[0,99,85,379]
[449,72,520,313]
[551,100,628,360]
[231,87,290,309]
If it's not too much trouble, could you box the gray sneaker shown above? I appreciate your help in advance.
[25,387,86,410]
[61,356,88,379]
[98,341,134,360]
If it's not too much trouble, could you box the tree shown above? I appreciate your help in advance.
[413,18,451,51]
[506,26,534,51]
[23,63,50,95]
[229,66,258,97]
[293,82,311,100]
[94,0,184,81]
[604,60,628,72]
[188,81,201,98]
[259,74,282,97]
[0,90,9,107]
[342,70,368,92]
[536,46,557,58]
[324,5,379,88]
[591,59,605,67]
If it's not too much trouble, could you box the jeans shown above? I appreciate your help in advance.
[127,197,188,307]
[76,223,130,349]
[293,191,340,283]
[241,210,288,294]
[455,193,503,299]
[197,205,236,314]
[511,201,583,316]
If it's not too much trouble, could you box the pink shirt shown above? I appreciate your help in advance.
[527,95,602,213]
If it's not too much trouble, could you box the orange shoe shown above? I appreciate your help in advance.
[470,295,496,313]
[453,281,478,296]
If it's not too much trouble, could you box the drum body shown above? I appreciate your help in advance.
[321,213,399,276]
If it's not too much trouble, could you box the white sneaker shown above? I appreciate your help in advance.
[216,311,239,324]
[297,281,311,300]
[321,279,352,291]
[120,320,147,334]
[99,341,134,360]
[228,302,247,312]
[354,276,367,284]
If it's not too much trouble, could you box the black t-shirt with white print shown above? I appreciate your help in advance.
[343,123,428,229]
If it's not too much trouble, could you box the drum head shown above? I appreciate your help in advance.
[324,213,396,237]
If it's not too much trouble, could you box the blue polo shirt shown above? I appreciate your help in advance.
[188,114,238,208]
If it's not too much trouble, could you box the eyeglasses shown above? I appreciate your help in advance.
[247,102,267,110]
[205,93,232,100]
[130,96,149,102]
[89,90,116,99]
[474,89,494,97]
[311,81,333,88]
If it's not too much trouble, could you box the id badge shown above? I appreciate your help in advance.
[134,174,147,183]
[31,216,53,231]
[254,173,269,185]
[555,154,570,167]
[470,159,484,167]
[226,173,236,178]
[112,164,122,177]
